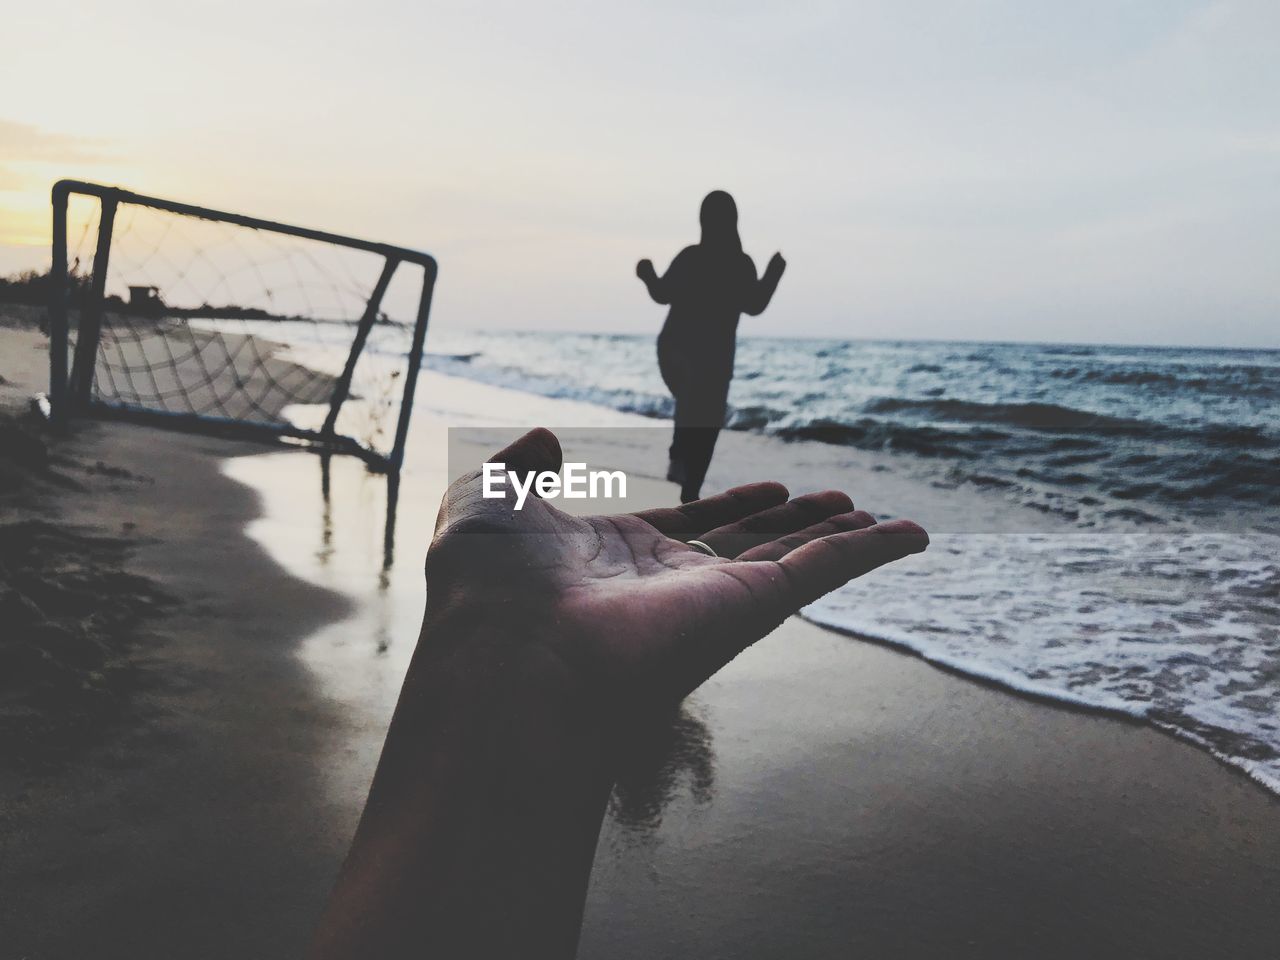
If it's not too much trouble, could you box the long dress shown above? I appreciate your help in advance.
[647,244,781,501]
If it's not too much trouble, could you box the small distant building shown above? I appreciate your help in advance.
[128,285,163,313]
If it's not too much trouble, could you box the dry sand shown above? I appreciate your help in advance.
[2,313,1279,959]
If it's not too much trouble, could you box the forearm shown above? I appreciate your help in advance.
[310,607,615,959]
[744,267,783,316]
[641,276,670,305]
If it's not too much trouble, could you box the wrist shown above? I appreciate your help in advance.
[410,600,614,773]
[316,607,614,960]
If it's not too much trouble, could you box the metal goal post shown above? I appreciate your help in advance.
[47,180,438,473]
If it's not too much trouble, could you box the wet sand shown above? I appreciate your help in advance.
[1,320,353,958]
[582,613,1280,959]
[2,317,1280,958]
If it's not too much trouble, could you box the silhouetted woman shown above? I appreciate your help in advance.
[638,190,786,502]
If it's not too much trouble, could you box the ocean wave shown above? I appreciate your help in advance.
[795,526,1280,798]
[426,351,481,363]
[425,334,1280,520]
[800,604,1280,796]
[863,397,1150,433]
[1049,363,1279,395]
[775,417,994,459]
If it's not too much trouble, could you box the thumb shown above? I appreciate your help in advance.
[488,427,563,483]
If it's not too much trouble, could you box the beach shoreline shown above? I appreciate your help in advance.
[3,313,1280,958]
[806,614,1280,798]
[426,330,1280,791]
[0,315,358,958]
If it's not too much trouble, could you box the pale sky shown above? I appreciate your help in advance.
[2,0,1277,347]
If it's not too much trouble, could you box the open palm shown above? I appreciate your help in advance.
[311,430,931,956]
[426,429,928,714]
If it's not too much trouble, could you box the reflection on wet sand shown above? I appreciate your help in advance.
[609,702,716,833]
[318,452,401,572]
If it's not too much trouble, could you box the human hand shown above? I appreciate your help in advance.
[423,428,927,716]
[313,427,928,958]
[767,252,787,277]
[636,258,657,282]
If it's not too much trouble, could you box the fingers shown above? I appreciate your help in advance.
[699,491,855,558]
[769,519,929,608]
[487,427,562,479]
[633,482,789,540]
[733,509,878,562]
[651,517,924,698]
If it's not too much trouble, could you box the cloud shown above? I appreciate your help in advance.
[0,119,110,188]
[0,119,103,156]
[0,120,115,245]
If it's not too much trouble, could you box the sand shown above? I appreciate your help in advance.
[0,317,354,957]
[2,313,1279,959]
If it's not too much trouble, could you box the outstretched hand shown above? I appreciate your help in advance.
[767,251,787,277]
[313,427,929,960]
[425,428,927,713]
[636,258,657,283]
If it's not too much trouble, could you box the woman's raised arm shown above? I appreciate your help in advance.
[743,252,786,316]
[637,250,688,305]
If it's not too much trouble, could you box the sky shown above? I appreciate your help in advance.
[1,0,1277,348]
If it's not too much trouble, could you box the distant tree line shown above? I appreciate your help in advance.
[0,268,95,308]
[1,268,393,326]
[0,268,281,319]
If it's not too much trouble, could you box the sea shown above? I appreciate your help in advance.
[419,331,1280,792]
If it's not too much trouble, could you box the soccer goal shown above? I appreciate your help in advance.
[47,180,438,473]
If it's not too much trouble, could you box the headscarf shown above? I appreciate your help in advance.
[698,190,742,254]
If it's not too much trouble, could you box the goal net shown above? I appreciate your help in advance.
[48,181,437,472]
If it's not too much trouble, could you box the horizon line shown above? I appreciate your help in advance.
[464,324,1280,354]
